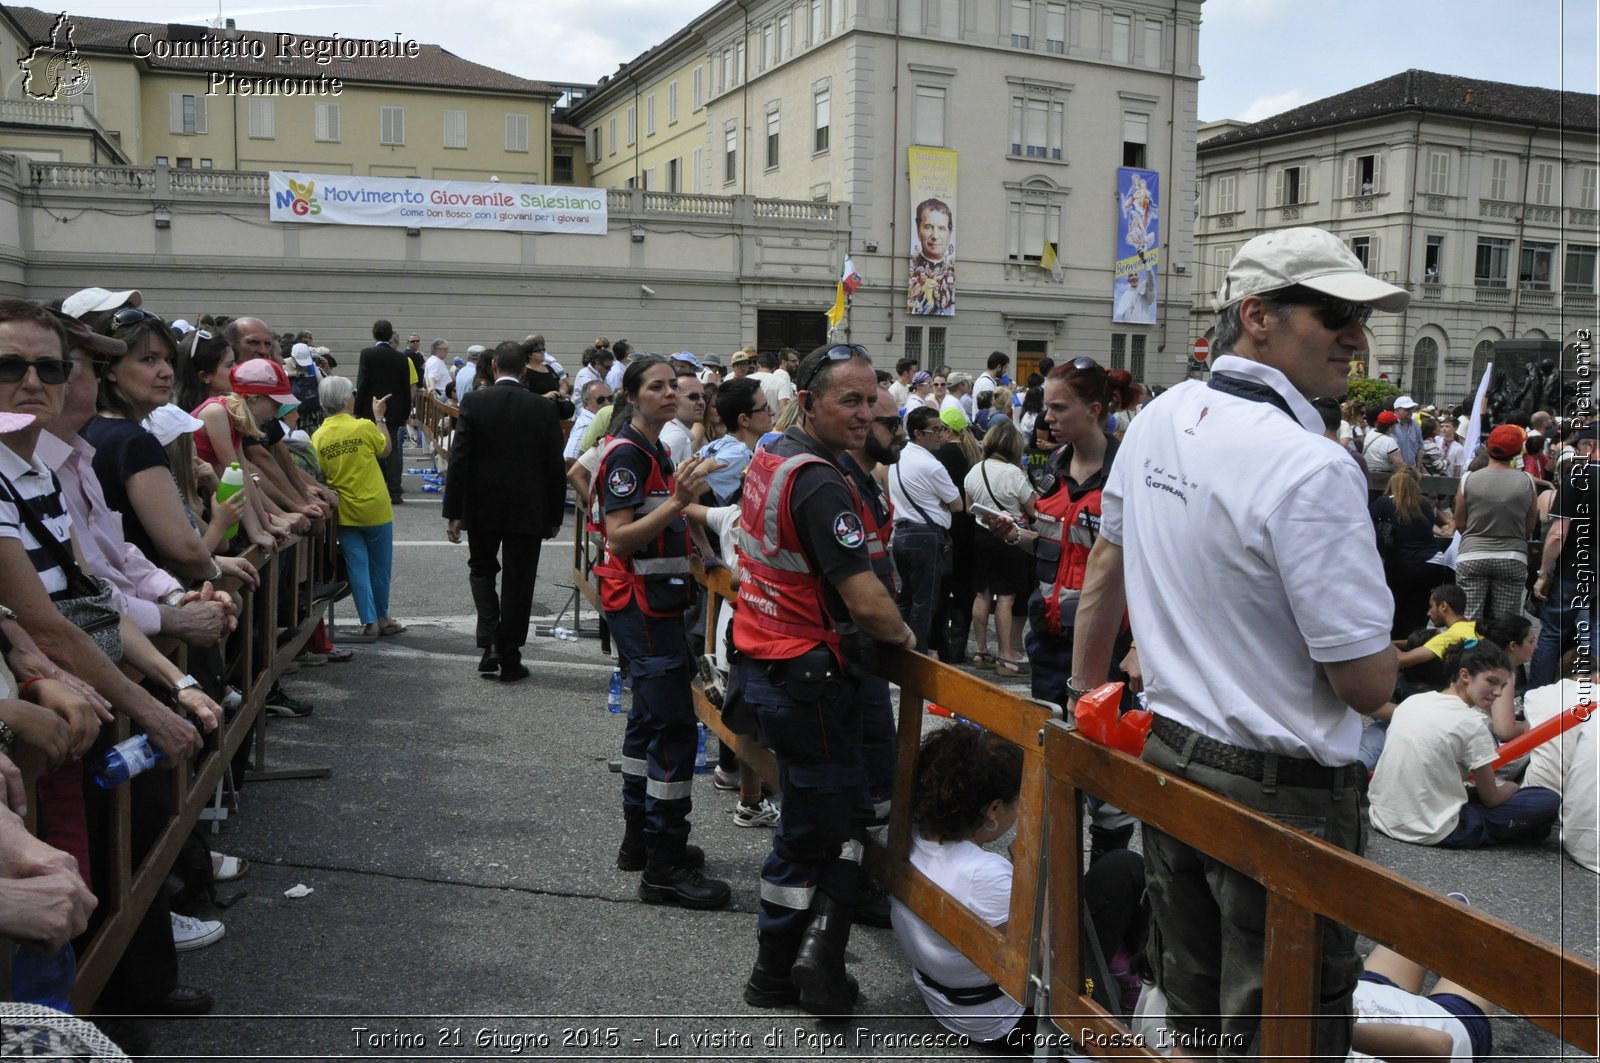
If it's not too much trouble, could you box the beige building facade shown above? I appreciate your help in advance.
[1193,71,1600,406]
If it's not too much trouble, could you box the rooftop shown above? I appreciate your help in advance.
[8,5,556,96]
[1202,69,1600,149]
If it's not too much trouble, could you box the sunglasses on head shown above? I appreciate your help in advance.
[1270,286,1373,331]
[111,307,165,331]
[0,355,72,384]
[1069,356,1101,371]
[798,343,871,390]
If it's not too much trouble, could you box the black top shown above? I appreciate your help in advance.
[1369,495,1442,567]
[1039,433,1121,502]
[80,417,178,567]
[1549,459,1594,584]
[600,421,673,515]
[354,341,414,426]
[440,378,566,536]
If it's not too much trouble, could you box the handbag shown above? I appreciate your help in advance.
[895,464,953,575]
[0,469,123,662]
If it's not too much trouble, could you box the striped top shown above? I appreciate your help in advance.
[0,441,75,596]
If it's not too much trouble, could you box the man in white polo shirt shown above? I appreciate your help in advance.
[1069,227,1403,1058]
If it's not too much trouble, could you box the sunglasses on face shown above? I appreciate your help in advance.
[874,415,905,430]
[0,356,73,384]
[111,307,164,331]
[1272,286,1373,331]
[680,391,706,402]
[798,343,871,390]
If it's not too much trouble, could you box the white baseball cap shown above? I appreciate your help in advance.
[1212,227,1409,314]
[61,287,142,320]
[1394,395,1418,410]
[290,342,316,367]
[142,403,205,446]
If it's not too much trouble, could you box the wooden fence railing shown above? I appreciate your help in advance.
[56,524,334,1011]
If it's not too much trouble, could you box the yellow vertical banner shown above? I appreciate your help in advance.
[907,146,957,316]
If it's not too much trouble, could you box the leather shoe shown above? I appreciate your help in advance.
[312,580,350,602]
[478,648,501,674]
[499,662,530,683]
[151,985,215,1015]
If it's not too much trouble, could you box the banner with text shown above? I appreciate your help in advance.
[906,147,957,317]
[1112,167,1160,325]
[268,172,607,235]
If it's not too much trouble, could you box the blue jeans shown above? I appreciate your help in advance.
[1530,590,1592,688]
[1438,787,1561,848]
[339,523,393,625]
[892,524,945,653]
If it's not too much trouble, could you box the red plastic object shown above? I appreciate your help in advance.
[927,702,955,718]
[1492,701,1594,770]
[1074,681,1153,756]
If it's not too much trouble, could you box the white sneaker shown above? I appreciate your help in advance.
[733,797,781,828]
[171,912,225,952]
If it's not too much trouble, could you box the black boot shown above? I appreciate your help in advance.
[743,929,803,1007]
[1088,823,1135,866]
[853,868,892,929]
[616,823,706,872]
[789,893,860,1016]
[639,859,731,910]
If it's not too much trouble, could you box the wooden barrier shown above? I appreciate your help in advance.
[593,532,1598,1057]
[418,391,459,465]
[61,524,334,1012]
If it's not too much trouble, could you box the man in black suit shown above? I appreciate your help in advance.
[442,341,567,682]
[354,319,413,504]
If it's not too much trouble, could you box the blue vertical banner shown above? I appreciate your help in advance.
[1113,168,1160,324]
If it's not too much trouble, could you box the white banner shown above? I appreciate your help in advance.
[268,172,606,235]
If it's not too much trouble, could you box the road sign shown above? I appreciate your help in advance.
[1193,337,1210,362]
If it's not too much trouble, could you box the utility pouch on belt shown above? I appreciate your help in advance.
[771,647,836,704]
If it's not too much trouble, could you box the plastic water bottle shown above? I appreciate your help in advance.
[10,943,75,1011]
[93,733,165,788]
[421,483,441,493]
[607,668,624,713]
[695,723,709,773]
[214,461,246,541]
[551,625,578,642]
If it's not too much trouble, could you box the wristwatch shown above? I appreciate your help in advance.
[172,674,202,695]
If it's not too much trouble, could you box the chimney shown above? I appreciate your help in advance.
[225,17,236,29]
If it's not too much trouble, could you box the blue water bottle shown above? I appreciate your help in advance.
[607,668,624,714]
[93,734,164,789]
[10,943,76,1012]
[695,723,709,773]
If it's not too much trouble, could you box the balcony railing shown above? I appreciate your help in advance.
[168,169,269,196]
[1518,288,1555,309]
[29,161,148,191]
[1474,286,1511,305]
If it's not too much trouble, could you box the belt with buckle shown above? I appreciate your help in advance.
[1150,716,1361,789]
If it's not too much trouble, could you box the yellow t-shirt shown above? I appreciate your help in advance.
[312,413,393,527]
[1422,619,1478,660]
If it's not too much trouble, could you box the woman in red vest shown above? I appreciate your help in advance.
[590,354,731,910]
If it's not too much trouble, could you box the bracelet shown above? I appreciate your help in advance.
[1065,678,1098,700]
[18,676,42,701]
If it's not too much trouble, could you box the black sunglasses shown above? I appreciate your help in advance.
[874,415,904,430]
[798,343,871,390]
[110,307,166,331]
[1270,286,1373,331]
[1069,356,1101,371]
[0,356,73,384]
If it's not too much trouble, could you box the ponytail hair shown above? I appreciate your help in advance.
[1440,639,1510,688]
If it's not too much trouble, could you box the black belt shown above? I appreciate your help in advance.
[1149,716,1363,790]
[916,969,1005,1006]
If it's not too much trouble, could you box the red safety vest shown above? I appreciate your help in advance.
[732,446,860,664]
[589,433,693,617]
[1032,460,1103,637]
[853,470,897,596]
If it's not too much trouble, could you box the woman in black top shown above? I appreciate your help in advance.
[1370,467,1453,639]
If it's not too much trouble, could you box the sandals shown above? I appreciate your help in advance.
[995,656,1030,677]
[377,620,407,636]
[971,652,996,670]
[325,647,354,663]
[212,853,249,882]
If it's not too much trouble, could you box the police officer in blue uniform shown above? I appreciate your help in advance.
[727,345,918,1015]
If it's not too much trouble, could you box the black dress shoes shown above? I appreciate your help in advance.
[151,984,215,1015]
[499,662,531,683]
[478,648,501,674]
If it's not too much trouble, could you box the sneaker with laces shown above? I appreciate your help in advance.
[265,686,314,718]
[711,766,740,792]
[734,797,781,828]
[221,687,243,712]
[171,912,225,952]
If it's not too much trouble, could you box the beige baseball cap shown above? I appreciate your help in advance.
[1212,227,1409,314]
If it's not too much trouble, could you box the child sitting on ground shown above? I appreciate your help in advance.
[1369,640,1561,848]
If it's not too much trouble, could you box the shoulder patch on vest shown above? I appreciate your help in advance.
[833,510,865,548]
[607,467,638,498]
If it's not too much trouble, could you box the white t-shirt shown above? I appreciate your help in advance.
[423,354,453,396]
[903,392,929,416]
[660,419,694,465]
[1363,433,1400,474]
[564,407,597,461]
[889,442,959,530]
[1522,680,1598,872]
[605,361,626,392]
[963,458,1033,518]
[1368,689,1497,844]
[890,380,911,408]
[1101,355,1394,766]
[752,370,795,413]
[1348,978,1474,1063]
[973,372,999,401]
[889,833,1024,1042]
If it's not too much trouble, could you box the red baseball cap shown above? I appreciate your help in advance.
[1375,410,1397,427]
[230,358,295,403]
[1486,424,1527,461]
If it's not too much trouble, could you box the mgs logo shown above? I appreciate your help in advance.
[20,13,93,102]
[286,177,321,216]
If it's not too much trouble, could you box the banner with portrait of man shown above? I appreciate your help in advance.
[1112,167,1161,325]
[907,147,957,316]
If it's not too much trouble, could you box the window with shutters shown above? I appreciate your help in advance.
[1141,20,1161,67]
[1005,178,1063,262]
[1216,173,1237,213]
[1110,15,1130,62]
[608,117,617,155]
[1009,0,1031,47]
[505,113,529,153]
[811,0,825,43]
[645,95,656,136]
[169,93,207,135]
[1044,3,1066,51]
[1349,235,1372,270]
[913,86,946,147]
[779,14,792,57]
[1581,167,1598,210]
[642,168,655,191]
[693,147,704,192]
[443,109,467,149]
[1487,156,1510,200]
[1533,162,1554,205]
[724,122,737,184]
[554,147,575,183]
[626,106,636,146]
[763,23,775,69]
[1519,242,1555,290]
[666,157,680,193]
[380,106,404,146]
[1008,82,1067,160]
[247,98,274,139]
[1275,165,1309,206]
[813,86,830,153]
[315,102,340,142]
[1427,150,1450,195]
[1122,112,1147,168]
[1346,152,1379,196]
[766,107,780,170]
[927,0,960,38]
[693,66,705,110]
[668,82,678,125]
[833,0,844,32]
[1411,338,1439,404]
[587,126,601,163]
[1109,333,1126,370]
[721,49,733,94]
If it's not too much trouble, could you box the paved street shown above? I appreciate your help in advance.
[146,452,1594,1061]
